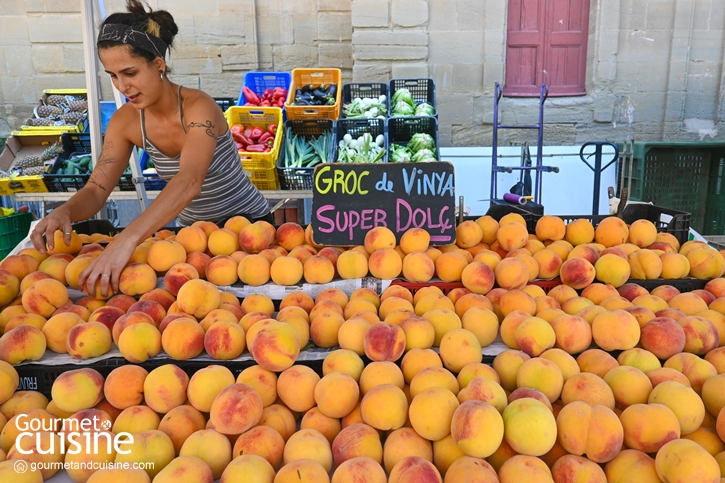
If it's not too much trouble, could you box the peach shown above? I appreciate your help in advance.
[143,364,190,414]
[502,397,557,456]
[514,316,556,357]
[533,215,564,242]
[567,244,600,265]
[277,365,320,412]
[491,349,530,392]
[176,279,220,319]
[152,455,214,483]
[113,405,162,434]
[409,386,459,441]
[473,215,499,244]
[387,456,442,483]
[256,404,296,443]
[364,226,396,254]
[208,383,263,437]
[381,428,432,474]
[577,348,619,378]
[591,309,640,351]
[185,251,211,278]
[548,314,592,354]
[620,403,680,452]
[360,384,408,431]
[676,315,720,354]
[705,278,725,298]
[359,360,404,396]
[334,249,369,279]
[617,348,661,374]
[664,352,719,393]
[119,322,161,362]
[103,365,147,410]
[112,311,154,345]
[273,222,303,251]
[4,313,45,333]
[688,247,725,279]
[557,401,623,463]
[702,374,725,419]
[203,321,245,360]
[310,372,358,420]
[282,428,333,472]
[37,255,70,285]
[400,316,436,350]
[363,322,405,362]
[206,228,239,257]
[0,255,38,281]
[0,361,17,406]
[147,240,187,273]
[179,429,232,479]
[230,425,286,470]
[415,293,454,316]
[299,407,341,446]
[115,262,156,297]
[459,306,498,347]
[648,366,692,388]
[65,321,111,359]
[274,460,330,483]
[137,288,175,311]
[561,372,615,409]
[517,357,564,403]
[363,248,401,280]
[551,455,607,482]
[421,308,462,346]
[237,254,271,286]
[660,252,691,279]
[604,449,661,483]
[496,222,528,252]
[331,423,382,467]
[20,278,67,318]
[706,346,725,373]
[310,310,345,348]
[250,320,300,372]
[399,251,434,283]
[237,223,271,254]
[444,456,497,483]
[603,365,653,409]
[6,431,63,479]
[176,226,208,253]
[50,367,104,413]
[160,262,198,296]
[408,367,458,399]
[655,438,721,482]
[448,400,502,459]
[302,255,335,284]
[492,257,528,291]
[400,227,431,254]
[18,271,52,295]
[593,253,631,288]
[647,380,705,436]
[454,220,482,248]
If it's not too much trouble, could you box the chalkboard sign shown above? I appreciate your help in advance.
[311,162,456,246]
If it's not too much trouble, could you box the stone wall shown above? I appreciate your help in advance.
[2,0,725,145]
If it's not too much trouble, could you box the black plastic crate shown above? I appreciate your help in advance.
[620,204,691,247]
[214,97,235,112]
[388,78,437,118]
[341,83,388,119]
[117,172,167,191]
[335,118,388,163]
[277,119,335,190]
[625,278,708,293]
[388,116,440,161]
[44,132,92,192]
[71,219,120,236]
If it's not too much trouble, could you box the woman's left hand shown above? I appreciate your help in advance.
[78,236,138,298]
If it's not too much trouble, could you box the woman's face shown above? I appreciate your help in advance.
[99,45,163,109]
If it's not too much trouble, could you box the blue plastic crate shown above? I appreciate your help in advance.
[237,72,291,105]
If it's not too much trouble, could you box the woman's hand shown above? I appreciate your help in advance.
[30,209,73,254]
[78,236,138,298]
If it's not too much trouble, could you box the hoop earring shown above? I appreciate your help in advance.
[159,70,164,80]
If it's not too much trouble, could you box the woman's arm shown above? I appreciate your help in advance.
[78,96,223,297]
[30,111,134,252]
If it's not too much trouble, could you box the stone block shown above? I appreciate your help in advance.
[0,16,30,47]
[620,0,646,31]
[483,62,504,88]
[219,0,254,17]
[644,0,674,30]
[352,30,428,45]
[3,0,26,15]
[157,0,219,15]
[31,45,63,74]
[319,0,352,11]
[352,61,392,82]
[354,45,427,61]
[472,95,493,124]
[691,30,725,63]
[221,46,258,71]
[597,29,619,58]
[352,0,390,27]
[430,63,453,92]
[174,16,197,46]
[28,0,79,12]
[599,0,621,29]
[280,15,296,45]
[34,73,86,95]
[391,62,429,79]
[638,62,669,92]
[7,46,35,77]
[194,15,245,45]
[392,0,428,28]
[257,15,282,45]
[258,45,274,70]
[437,93,474,124]
[437,123,452,147]
[201,73,245,98]
[457,0,484,30]
[630,92,667,122]
[452,63,483,93]
[429,31,483,64]
[341,68,354,84]
[272,45,319,71]
[28,15,82,43]
[282,0,318,14]
[595,59,617,84]
[452,123,493,147]
[169,46,223,75]
[429,0,455,31]
[1,75,36,104]
[318,13,351,41]
[484,0,506,31]
[319,42,354,69]
[295,14,320,44]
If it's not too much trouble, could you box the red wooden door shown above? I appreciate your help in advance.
[504,0,590,97]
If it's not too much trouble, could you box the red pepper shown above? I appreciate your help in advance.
[232,132,246,144]
[243,86,260,105]
[258,132,273,144]
[239,134,253,146]
[244,128,253,138]
[235,142,244,150]
[273,87,287,98]
[260,100,271,107]
[244,144,266,152]
[264,146,271,152]
[250,127,264,140]
[244,102,255,106]
[267,124,278,135]
[277,98,286,107]
[262,88,273,99]
[265,138,275,147]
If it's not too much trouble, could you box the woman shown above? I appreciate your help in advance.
[30,0,271,298]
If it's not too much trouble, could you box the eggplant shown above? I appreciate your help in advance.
[313,88,326,98]
[327,84,337,98]
[295,89,303,98]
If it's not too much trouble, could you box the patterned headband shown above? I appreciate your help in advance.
[98,23,167,59]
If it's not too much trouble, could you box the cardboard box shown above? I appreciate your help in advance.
[0,133,59,195]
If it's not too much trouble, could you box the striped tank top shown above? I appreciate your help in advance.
[140,86,269,227]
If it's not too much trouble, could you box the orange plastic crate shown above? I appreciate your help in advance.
[285,68,342,120]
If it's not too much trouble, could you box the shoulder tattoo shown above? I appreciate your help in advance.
[187,120,216,138]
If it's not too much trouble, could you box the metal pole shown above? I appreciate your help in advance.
[592,144,602,215]
[80,0,102,168]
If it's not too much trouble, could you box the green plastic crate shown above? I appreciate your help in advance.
[704,152,725,235]
[617,142,725,233]
[0,212,32,260]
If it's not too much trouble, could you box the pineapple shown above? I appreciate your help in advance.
[21,166,46,176]
[47,95,66,106]
[61,111,85,125]
[13,155,43,170]
[41,142,62,161]
[68,100,88,111]
[24,118,54,127]
[35,105,63,118]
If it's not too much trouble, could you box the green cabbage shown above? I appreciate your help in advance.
[408,133,436,153]
[390,145,413,163]
[392,101,415,116]
[415,102,435,116]
[412,148,437,162]
[392,88,414,106]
